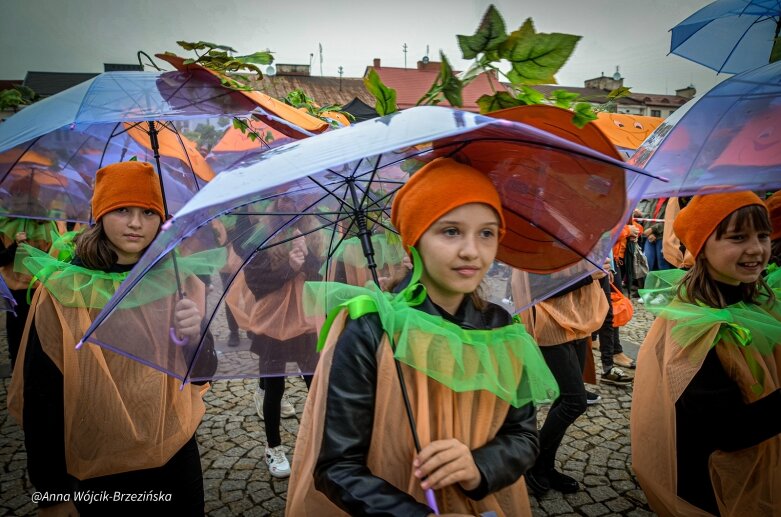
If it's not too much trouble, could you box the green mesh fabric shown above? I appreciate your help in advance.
[767,263,781,290]
[305,248,559,408]
[48,229,82,263]
[16,244,227,309]
[0,217,57,243]
[640,269,781,357]
[319,233,405,277]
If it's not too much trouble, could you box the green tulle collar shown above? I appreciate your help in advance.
[17,244,226,310]
[305,248,559,407]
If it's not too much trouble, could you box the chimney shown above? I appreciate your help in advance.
[675,84,696,99]
[373,58,381,68]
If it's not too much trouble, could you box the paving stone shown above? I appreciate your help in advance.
[540,498,575,514]
[0,306,660,516]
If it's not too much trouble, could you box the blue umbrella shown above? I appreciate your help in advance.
[670,0,781,74]
[630,60,781,197]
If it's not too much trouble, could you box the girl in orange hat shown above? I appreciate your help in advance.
[8,161,215,516]
[285,157,558,517]
[631,191,780,516]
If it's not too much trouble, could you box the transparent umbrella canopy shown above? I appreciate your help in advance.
[79,105,655,385]
[0,70,317,222]
[631,60,781,198]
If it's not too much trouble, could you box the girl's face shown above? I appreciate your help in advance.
[101,206,161,264]
[702,214,770,285]
[416,203,500,314]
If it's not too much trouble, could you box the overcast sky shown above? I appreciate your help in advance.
[2,0,728,96]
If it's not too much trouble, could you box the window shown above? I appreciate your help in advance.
[651,109,661,117]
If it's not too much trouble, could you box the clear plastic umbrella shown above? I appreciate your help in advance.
[79,105,656,385]
[631,60,781,197]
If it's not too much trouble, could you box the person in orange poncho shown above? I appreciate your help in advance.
[631,191,781,516]
[286,157,556,517]
[9,161,211,516]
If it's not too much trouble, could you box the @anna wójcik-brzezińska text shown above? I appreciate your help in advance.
[32,490,173,504]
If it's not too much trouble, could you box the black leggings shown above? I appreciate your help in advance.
[260,375,312,447]
[535,339,588,473]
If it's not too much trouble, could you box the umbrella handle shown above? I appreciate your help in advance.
[169,327,190,347]
[425,488,440,514]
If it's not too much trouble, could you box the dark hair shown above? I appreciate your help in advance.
[677,205,775,308]
[771,239,781,268]
[75,220,118,270]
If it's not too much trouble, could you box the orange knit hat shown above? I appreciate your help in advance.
[766,191,781,241]
[391,157,506,250]
[92,161,165,222]
[673,191,766,258]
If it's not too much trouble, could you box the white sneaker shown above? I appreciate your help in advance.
[253,387,264,420]
[265,445,291,478]
[281,396,296,418]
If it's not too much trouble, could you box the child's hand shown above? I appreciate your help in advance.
[413,438,481,492]
[14,231,27,243]
[174,297,202,339]
[288,248,306,271]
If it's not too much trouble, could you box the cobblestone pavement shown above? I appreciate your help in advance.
[1,299,656,516]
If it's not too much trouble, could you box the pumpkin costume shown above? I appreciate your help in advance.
[632,269,781,515]
[632,192,780,516]
[7,247,219,513]
[286,255,557,516]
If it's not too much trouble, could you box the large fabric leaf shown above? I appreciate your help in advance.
[457,5,508,60]
[501,19,581,85]
[363,69,398,116]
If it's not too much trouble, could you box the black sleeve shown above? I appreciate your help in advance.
[22,319,78,505]
[242,251,295,298]
[677,348,781,452]
[313,315,434,517]
[0,240,17,267]
[463,402,539,500]
[547,275,594,299]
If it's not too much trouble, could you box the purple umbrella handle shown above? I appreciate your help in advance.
[425,488,439,514]
[169,327,189,347]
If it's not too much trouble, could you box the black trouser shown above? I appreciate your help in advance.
[259,375,312,448]
[534,339,588,473]
[6,288,30,370]
[75,435,204,516]
[596,277,623,373]
[219,272,238,334]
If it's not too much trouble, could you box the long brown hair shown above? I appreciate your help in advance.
[75,220,118,270]
[677,205,775,308]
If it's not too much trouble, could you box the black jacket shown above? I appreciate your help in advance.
[313,291,540,516]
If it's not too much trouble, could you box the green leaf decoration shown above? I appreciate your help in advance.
[501,20,581,85]
[477,92,524,113]
[363,69,398,116]
[236,51,274,65]
[515,85,545,105]
[571,102,598,128]
[128,156,138,162]
[417,52,463,107]
[457,5,508,60]
[549,89,581,108]
[438,53,463,107]
[607,86,632,100]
